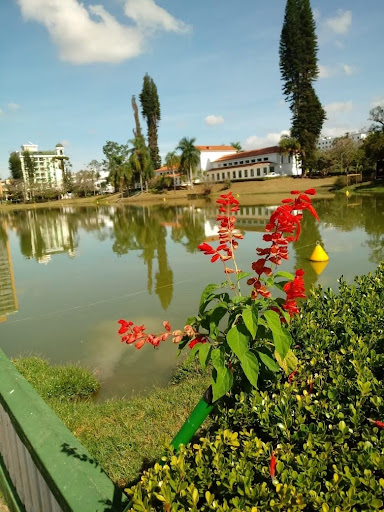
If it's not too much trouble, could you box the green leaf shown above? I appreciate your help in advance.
[275,270,295,280]
[236,271,252,281]
[263,310,291,359]
[242,308,258,339]
[199,284,220,314]
[211,348,233,402]
[231,296,248,304]
[257,350,280,372]
[186,342,202,364]
[275,349,298,374]
[198,343,212,371]
[226,324,249,359]
[239,351,259,388]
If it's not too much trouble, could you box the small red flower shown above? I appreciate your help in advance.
[188,336,207,349]
[163,321,171,332]
[305,188,316,195]
[368,418,384,429]
[270,451,277,478]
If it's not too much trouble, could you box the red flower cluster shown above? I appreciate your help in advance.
[198,192,243,267]
[248,189,318,304]
[117,320,207,350]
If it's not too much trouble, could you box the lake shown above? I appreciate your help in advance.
[0,195,383,400]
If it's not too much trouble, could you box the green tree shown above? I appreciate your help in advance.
[362,131,384,167]
[102,141,131,196]
[177,137,200,185]
[22,151,36,183]
[9,152,23,180]
[164,151,181,192]
[230,141,242,152]
[279,0,326,174]
[139,74,161,170]
[328,137,364,174]
[369,106,384,132]
[128,136,153,193]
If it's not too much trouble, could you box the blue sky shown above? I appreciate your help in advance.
[1,0,383,178]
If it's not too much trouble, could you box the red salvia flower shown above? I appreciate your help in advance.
[270,451,277,478]
[368,418,384,429]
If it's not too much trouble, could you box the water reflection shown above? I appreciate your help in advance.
[0,222,18,322]
[0,195,382,399]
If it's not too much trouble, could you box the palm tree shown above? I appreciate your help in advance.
[128,135,153,192]
[176,137,200,186]
[230,141,242,152]
[279,135,301,176]
[164,151,180,193]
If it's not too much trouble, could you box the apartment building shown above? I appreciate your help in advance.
[18,142,66,189]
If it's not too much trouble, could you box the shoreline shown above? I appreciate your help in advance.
[0,177,339,211]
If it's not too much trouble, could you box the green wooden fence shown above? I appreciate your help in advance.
[0,349,128,512]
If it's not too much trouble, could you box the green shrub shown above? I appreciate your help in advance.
[222,179,232,190]
[333,175,348,190]
[127,265,384,510]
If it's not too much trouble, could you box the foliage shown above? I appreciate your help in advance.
[103,140,131,195]
[127,265,384,511]
[140,74,161,170]
[73,170,97,196]
[177,137,200,184]
[222,179,232,190]
[129,135,153,192]
[229,142,242,152]
[22,150,36,182]
[369,106,384,132]
[279,0,326,172]
[8,151,23,180]
[362,131,384,167]
[118,189,318,402]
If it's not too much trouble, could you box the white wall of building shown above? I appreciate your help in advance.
[18,143,66,189]
[197,148,237,172]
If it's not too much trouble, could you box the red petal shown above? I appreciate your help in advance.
[211,253,220,263]
[290,190,300,195]
[305,188,316,195]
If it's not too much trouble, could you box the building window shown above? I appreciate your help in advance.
[228,163,232,166]
[245,160,249,163]
[239,170,242,178]
[244,169,248,178]
[270,166,275,173]
[239,161,244,164]
[251,169,254,177]
[280,155,284,163]
[257,158,262,162]
[227,172,230,179]
[223,163,227,167]
[263,157,268,161]
[222,173,225,179]
[251,159,255,163]
[263,167,268,174]
[257,168,261,176]
[232,171,236,179]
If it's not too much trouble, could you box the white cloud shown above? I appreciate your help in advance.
[325,101,353,114]
[319,64,335,79]
[342,64,354,76]
[319,63,355,79]
[16,0,190,64]
[204,115,224,126]
[324,10,352,35]
[124,0,190,33]
[243,130,289,150]
[7,102,20,111]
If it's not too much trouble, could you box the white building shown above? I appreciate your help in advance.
[18,142,67,189]
[195,145,237,173]
[317,131,367,150]
[205,145,301,183]
[154,165,183,186]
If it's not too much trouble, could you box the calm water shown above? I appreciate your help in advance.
[0,196,383,400]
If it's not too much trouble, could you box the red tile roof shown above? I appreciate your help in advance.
[214,146,280,162]
[195,145,237,152]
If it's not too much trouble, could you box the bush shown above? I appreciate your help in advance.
[333,175,348,190]
[127,265,384,510]
[222,179,232,190]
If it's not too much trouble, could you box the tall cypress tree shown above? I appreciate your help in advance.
[279,0,325,173]
[139,73,161,170]
[9,152,23,180]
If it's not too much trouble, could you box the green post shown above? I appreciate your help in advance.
[170,386,214,451]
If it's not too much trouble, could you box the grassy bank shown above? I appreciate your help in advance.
[1,177,338,211]
[335,180,384,195]
[12,357,209,486]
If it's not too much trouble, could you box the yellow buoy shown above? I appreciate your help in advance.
[310,260,329,275]
[163,197,166,202]
[309,242,329,262]
[346,190,350,197]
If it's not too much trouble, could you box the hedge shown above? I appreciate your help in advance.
[126,264,384,511]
